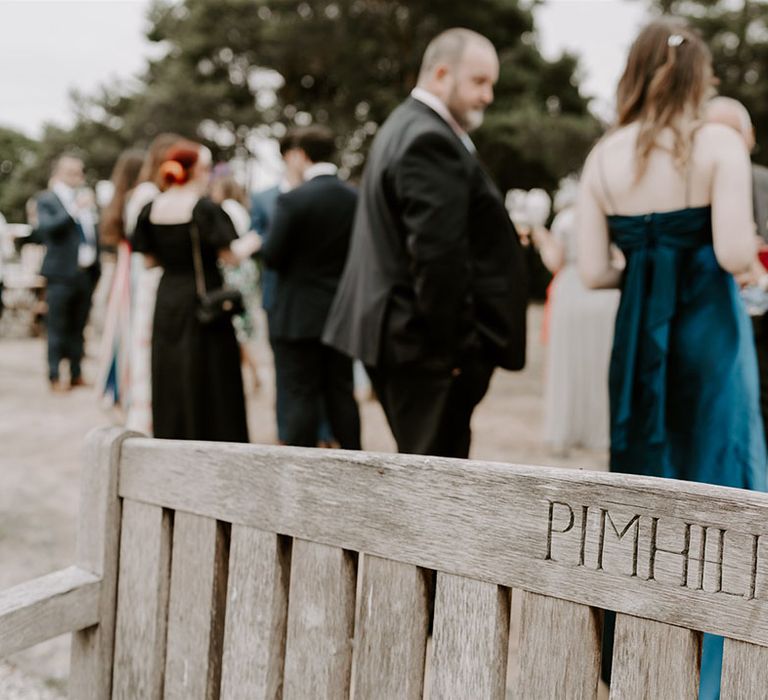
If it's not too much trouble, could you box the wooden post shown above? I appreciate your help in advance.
[69,427,140,700]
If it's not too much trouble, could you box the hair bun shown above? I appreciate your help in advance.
[158,159,188,185]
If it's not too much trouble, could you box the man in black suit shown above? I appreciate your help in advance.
[323,28,527,458]
[35,154,100,392]
[261,127,361,449]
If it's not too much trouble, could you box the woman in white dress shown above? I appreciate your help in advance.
[536,180,621,453]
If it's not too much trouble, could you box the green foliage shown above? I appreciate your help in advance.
[0,0,600,215]
[650,0,768,164]
[0,127,40,221]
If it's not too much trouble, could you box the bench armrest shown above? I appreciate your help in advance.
[0,566,101,658]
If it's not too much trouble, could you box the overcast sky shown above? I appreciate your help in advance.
[0,0,649,138]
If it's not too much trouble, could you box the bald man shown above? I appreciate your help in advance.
[324,28,528,458]
[707,96,768,441]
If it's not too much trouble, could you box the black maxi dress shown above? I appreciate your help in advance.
[133,197,249,442]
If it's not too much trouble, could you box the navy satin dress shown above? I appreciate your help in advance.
[607,205,767,699]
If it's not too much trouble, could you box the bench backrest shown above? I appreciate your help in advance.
[66,428,768,698]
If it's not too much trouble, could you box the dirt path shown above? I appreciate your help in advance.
[0,303,607,694]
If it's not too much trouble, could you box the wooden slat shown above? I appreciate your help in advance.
[282,539,356,699]
[164,512,228,699]
[220,526,290,699]
[517,591,601,697]
[112,500,172,699]
[350,555,429,699]
[721,638,768,698]
[0,567,100,658]
[429,573,509,699]
[71,427,139,699]
[118,440,768,646]
[610,613,700,699]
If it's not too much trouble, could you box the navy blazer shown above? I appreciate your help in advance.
[261,175,357,341]
[35,190,100,281]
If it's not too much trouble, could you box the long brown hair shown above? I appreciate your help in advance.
[616,19,713,178]
[100,149,144,247]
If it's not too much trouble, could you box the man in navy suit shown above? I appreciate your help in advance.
[261,127,360,448]
[35,154,100,391]
[253,131,336,445]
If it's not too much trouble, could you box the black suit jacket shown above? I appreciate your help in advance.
[261,174,357,340]
[34,190,100,281]
[323,97,527,371]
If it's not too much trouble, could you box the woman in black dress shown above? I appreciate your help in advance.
[132,140,259,442]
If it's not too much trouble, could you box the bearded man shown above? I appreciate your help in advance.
[323,28,527,458]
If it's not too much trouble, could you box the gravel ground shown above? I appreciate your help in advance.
[0,664,64,700]
[0,301,608,695]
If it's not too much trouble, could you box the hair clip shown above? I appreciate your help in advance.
[667,34,685,48]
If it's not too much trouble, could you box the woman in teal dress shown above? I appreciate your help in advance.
[577,19,766,699]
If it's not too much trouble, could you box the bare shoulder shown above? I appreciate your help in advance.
[583,126,637,176]
[694,122,748,157]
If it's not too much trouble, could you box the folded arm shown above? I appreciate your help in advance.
[36,197,73,241]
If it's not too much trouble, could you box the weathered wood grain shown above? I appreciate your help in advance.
[0,566,100,658]
[517,591,601,698]
[112,500,172,700]
[117,440,768,646]
[609,613,700,699]
[220,526,290,699]
[282,539,356,699]
[721,637,768,698]
[350,555,429,699]
[430,573,509,699]
[164,512,228,699]
[70,427,140,699]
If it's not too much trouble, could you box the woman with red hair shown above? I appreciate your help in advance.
[132,140,259,441]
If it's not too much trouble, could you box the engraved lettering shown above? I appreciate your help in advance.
[579,505,589,567]
[647,518,691,587]
[545,500,575,562]
[748,534,760,601]
[596,510,642,576]
[709,529,748,598]
[542,501,764,602]
[693,524,709,591]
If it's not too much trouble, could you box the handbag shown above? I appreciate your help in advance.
[190,219,244,325]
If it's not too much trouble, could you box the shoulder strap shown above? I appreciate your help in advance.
[190,219,207,297]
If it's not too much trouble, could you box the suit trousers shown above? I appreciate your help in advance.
[368,352,495,458]
[271,338,361,449]
[268,323,334,444]
[45,268,96,381]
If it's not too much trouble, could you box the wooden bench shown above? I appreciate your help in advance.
[2,426,768,698]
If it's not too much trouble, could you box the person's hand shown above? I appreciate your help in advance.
[530,225,551,249]
[735,259,768,288]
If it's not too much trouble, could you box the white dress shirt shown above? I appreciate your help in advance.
[410,87,476,153]
[52,181,98,268]
[304,162,339,181]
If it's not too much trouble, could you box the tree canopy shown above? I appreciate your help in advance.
[1,0,601,220]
